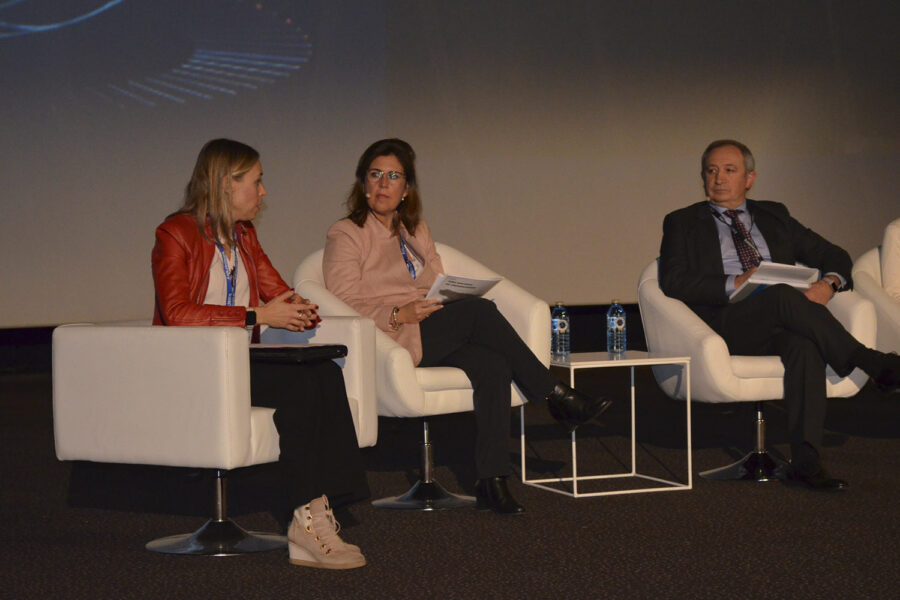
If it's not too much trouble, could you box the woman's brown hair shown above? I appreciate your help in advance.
[345,138,422,235]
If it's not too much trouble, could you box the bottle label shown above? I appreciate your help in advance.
[613,316,625,331]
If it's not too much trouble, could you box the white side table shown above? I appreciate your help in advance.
[520,351,692,497]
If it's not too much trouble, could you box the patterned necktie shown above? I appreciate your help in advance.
[724,209,760,270]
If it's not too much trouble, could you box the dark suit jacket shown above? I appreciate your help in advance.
[658,199,853,326]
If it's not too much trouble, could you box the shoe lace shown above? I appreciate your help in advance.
[324,509,343,536]
[307,505,345,553]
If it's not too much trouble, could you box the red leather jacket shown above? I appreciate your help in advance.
[152,213,291,327]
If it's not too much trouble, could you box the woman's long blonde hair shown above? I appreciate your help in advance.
[178,138,260,246]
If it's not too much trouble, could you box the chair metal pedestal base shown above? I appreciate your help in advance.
[146,469,286,556]
[699,450,787,482]
[699,402,788,483]
[372,421,476,511]
[146,518,286,556]
[372,480,475,511]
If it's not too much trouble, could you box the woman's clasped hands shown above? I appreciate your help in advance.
[254,290,320,331]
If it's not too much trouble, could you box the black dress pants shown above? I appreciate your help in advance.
[250,359,369,526]
[419,297,557,479]
[710,284,864,455]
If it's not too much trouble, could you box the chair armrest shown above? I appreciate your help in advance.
[293,248,326,290]
[853,273,900,352]
[260,316,378,447]
[373,331,428,417]
[296,279,362,317]
[436,243,550,365]
[53,324,254,469]
[853,246,900,352]
[638,262,737,401]
[827,291,876,348]
[297,278,433,418]
[487,279,551,367]
[639,275,729,360]
[852,247,882,286]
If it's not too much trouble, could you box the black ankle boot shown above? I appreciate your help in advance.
[546,383,612,432]
[475,476,525,515]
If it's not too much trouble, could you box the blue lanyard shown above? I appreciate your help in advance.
[399,236,417,280]
[215,240,239,306]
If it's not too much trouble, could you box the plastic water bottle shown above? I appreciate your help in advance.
[607,300,626,354]
[551,302,570,361]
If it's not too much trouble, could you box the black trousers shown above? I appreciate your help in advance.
[710,284,864,456]
[250,359,369,526]
[419,297,557,479]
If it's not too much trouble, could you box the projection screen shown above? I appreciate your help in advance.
[1,1,897,327]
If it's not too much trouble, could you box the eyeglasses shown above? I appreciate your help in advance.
[366,169,406,183]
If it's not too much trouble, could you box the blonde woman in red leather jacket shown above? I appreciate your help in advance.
[150,139,367,570]
[152,214,293,330]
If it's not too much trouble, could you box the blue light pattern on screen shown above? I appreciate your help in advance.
[1,0,312,108]
[0,1,125,38]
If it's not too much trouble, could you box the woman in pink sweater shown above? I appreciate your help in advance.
[324,138,611,514]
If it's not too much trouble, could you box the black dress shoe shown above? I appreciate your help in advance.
[779,463,849,491]
[796,467,849,491]
[546,383,612,432]
[474,476,525,515]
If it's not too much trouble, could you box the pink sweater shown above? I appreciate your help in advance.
[324,216,444,365]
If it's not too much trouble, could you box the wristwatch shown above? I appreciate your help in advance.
[825,277,841,293]
[389,306,401,331]
[245,309,257,327]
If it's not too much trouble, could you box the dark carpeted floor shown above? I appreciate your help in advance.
[1,367,898,600]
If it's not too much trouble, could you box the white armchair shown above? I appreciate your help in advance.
[637,260,875,480]
[53,316,375,554]
[294,242,550,509]
[852,247,900,353]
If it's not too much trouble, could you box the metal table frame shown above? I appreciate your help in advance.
[520,351,692,497]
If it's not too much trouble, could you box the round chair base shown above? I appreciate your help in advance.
[372,479,476,511]
[146,518,286,556]
[700,450,788,482]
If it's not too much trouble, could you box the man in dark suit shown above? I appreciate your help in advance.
[659,139,899,491]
